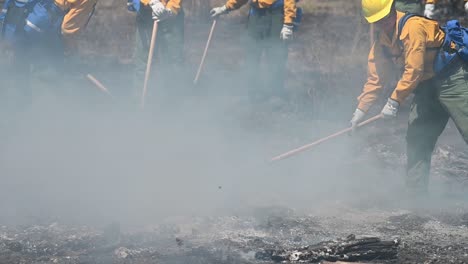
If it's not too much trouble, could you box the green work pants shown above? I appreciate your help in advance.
[395,0,423,14]
[1,14,64,112]
[406,64,468,193]
[245,8,289,100]
[134,6,185,99]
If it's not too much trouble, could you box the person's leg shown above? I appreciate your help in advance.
[264,10,289,100]
[406,80,449,194]
[2,2,32,110]
[133,6,154,101]
[157,9,186,98]
[244,10,267,100]
[157,10,185,68]
[31,31,65,99]
[437,65,468,144]
[11,45,32,110]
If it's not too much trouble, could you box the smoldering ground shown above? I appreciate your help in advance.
[0,0,467,263]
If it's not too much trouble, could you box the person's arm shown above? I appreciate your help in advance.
[357,42,393,112]
[165,0,181,14]
[61,0,97,37]
[283,0,296,25]
[389,20,426,105]
[225,0,248,11]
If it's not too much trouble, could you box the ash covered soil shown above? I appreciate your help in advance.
[1,204,468,263]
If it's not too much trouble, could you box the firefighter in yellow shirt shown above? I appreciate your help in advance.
[127,0,184,102]
[0,0,97,108]
[210,0,300,102]
[351,0,468,194]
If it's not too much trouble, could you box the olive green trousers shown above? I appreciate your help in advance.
[245,8,289,100]
[406,64,468,193]
[133,6,185,99]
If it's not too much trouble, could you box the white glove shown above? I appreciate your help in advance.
[0,8,6,21]
[210,5,228,18]
[465,2,468,13]
[280,24,294,41]
[150,0,173,21]
[350,108,366,131]
[381,98,399,118]
[424,3,435,19]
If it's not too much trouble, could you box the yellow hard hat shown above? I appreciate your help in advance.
[362,0,394,23]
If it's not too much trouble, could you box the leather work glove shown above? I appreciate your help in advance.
[424,3,435,19]
[280,24,294,41]
[350,108,366,132]
[210,5,228,18]
[150,0,173,21]
[381,98,399,118]
[465,2,468,13]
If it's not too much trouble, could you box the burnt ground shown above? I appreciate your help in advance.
[1,205,468,263]
[1,2,468,264]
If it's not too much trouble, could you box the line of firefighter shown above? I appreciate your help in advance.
[2,0,468,195]
[133,0,467,100]
[124,0,303,101]
[1,0,468,104]
[125,0,468,103]
[0,0,302,103]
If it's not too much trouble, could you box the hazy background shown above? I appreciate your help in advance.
[0,0,465,229]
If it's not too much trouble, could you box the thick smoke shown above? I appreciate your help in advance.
[0,0,464,232]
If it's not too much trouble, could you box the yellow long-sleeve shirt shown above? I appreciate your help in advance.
[224,0,297,25]
[55,0,97,36]
[140,0,182,15]
[357,11,445,112]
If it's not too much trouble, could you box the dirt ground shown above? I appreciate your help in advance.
[1,1,468,264]
[1,204,468,263]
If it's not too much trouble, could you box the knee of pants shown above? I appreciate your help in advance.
[406,132,439,157]
[406,114,448,154]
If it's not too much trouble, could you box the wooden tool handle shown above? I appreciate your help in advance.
[271,114,383,162]
[141,21,158,108]
[86,74,112,96]
[193,19,217,85]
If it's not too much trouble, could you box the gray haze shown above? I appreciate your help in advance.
[0,0,465,231]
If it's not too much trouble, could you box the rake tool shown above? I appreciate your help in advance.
[271,114,383,162]
[141,21,158,108]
